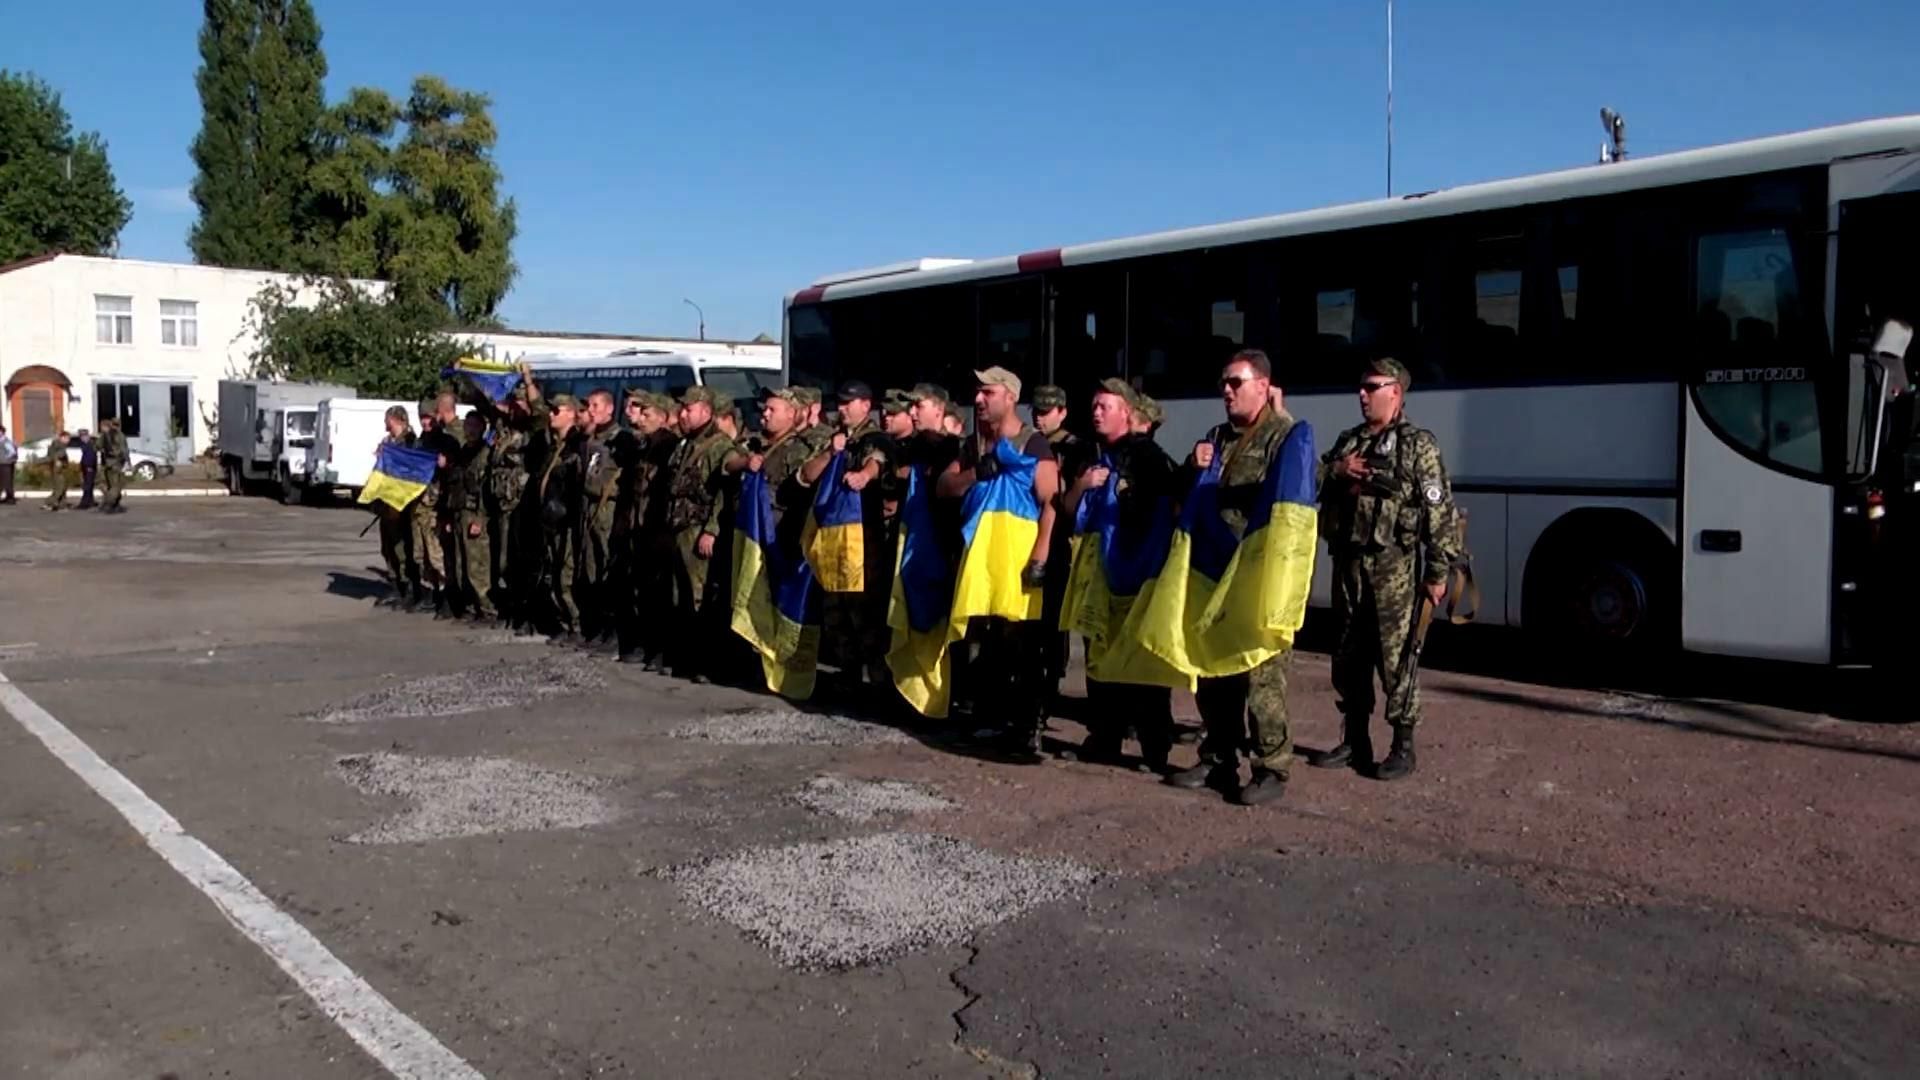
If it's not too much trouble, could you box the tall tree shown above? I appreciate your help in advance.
[0,71,132,263]
[188,0,327,270]
[306,76,518,326]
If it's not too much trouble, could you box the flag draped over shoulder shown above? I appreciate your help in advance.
[730,470,821,700]
[357,444,438,512]
[886,469,955,717]
[1059,453,1192,690]
[1137,420,1318,677]
[803,451,866,593]
[445,355,521,402]
[948,437,1045,633]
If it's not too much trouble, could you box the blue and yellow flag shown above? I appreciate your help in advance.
[948,437,1045,632]
[1059,453,1193,690]
[1137,420,1318,677]
[357,443,438,512]
[886,468,956,717]
[803,451,866,593]
[444,355,521,402]
[731,470,821,700]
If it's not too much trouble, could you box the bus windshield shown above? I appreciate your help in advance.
[702,366,780,403]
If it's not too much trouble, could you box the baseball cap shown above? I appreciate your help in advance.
[880,388,913,414]
[905,382,950,405]
[678,385,719,406]
[547,393,580,411]
[1031,384,1068,411]
[1096,377,1139,406]
[836,379,874,403]
[974,366,1023,400]
[790,385,822,408]
[1366,357,1412,390]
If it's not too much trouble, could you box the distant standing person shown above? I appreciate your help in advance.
[74,430,98,509]
[99,417,130,513]
[0,422,16,504]
[42,431,71,511]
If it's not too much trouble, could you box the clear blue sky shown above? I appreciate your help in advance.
[8,0,1918,340]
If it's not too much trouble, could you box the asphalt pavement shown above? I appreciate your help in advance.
[1,498,1915,1078]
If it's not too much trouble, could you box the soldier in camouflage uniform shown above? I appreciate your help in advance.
[1164,350,1301,806]
[413,399,464,617]
[1030,384,1082,700]
[615,391,683,667]
[472,373,545,632]
[450,411,498,622]
[1308,357,1460,782]
[750,387,821,548]
[662,386,740,681]
[98,418,130,513]
[801,380,888,689]
[531,393,589,643]
[576,388,625,651]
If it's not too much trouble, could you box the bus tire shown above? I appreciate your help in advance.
[1523,512,1677,661]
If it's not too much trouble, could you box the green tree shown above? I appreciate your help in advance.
[246,277,468,400]
[188,0,327,270]
[306,77,518,325]
[0,71,132,262]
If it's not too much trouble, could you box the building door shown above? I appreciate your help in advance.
[16,387,57,442]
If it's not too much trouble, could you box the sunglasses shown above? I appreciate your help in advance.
[1359,381,1398,395]
[1220,374,1260,391]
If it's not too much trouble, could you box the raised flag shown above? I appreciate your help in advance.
[730,469,821,700]
[356,443,438,512]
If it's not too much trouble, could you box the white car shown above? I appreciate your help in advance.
[18,438,177,482]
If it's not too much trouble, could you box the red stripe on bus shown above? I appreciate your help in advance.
[793,286,827,305]
[1016,249,1063,273]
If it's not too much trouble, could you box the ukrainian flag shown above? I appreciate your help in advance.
[357,443,438,512]
[948,437,1045,632]
[445,355,521,402]
[886,469,956,717]
[1137,420,1318,677]
[1059,454,1193,690]
[730,469,821,700]
[803,451,866,593]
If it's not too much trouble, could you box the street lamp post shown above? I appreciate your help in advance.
[683,298,706,342]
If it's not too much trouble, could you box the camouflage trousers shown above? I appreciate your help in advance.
[102,464,125,510]
[1194,646,1295,773]
[1330,547,1422,730]
[410,501,447,587]
[545,522,580,631]
[457,509,496,618]
[577,501,618,640]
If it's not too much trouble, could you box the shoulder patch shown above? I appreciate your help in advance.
[1424,483,1443,505]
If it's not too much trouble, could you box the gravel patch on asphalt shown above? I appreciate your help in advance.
[662,832,1098,969]
[670,707,913,747]
[334,752,619,844]
[303,653,603,723]
[793,775,955,822]
[1592,692,1682,723]
[460,629,550,647]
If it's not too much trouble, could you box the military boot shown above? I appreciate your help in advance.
[1375,727,1417,781]
[432,591,454,620]
[1235,767,1288,806]
[1305,716,1375,773]
[1164,760,1240,796]
[401,584,424,612]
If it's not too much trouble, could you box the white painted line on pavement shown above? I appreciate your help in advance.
[0,670,483,1080]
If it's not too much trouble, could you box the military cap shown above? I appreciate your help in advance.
[906,382,950,404]
[881,387,913,414]
[623,387,648,405]
[648,391,679,413]
[1095,377,1139,406]
[547,392,581,411]
[417,398,436,415]
[1137,395,1165,428]
[836,379,874,403]
[790,385,823,407]
[1366,357,1412,390]
[974,365,1023,400]
[678,385,719,406]
[765,386,804,407]
[1031,384,1069,411]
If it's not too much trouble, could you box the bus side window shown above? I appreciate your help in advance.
[1691,227,1823,474]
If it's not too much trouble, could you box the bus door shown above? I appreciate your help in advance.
[1680,221,1837,662]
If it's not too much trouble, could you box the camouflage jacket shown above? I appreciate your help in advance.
[99,429,129,467]
[534,426,588,531]
[664,422,738,535]
[616,428,681,536]
[1318,415,1461,584]
[758,429,818,530]
[580,421,623,524]
[482,398,546,512]
[1196,406,1297,540]
[451,438,492,514]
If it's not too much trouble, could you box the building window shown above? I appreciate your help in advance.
[95,295,133,344]
[160,300,199,347]
[169,384,192,446]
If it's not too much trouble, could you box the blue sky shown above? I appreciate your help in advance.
[7,0,1918,340]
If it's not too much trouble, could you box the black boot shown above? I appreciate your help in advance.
[401,584,423,612]
[1375,727,1417,781]
[1164,761,1240,796]
[1306,716,1375,773]
[432,591,453,620]
[1235,767,1288,806]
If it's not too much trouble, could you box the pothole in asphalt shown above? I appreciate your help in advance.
[669,707,913,747]
[333,752,619,844]
[793,775,954,822]
[661,832,1097,969]
[302,654,603,723]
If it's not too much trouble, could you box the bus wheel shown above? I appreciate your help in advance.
[1525,525,1675,660]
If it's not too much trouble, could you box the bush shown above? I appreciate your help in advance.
[18,459,80,488]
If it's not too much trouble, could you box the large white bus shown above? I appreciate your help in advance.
[520,347,783,408]
[782,117,1920,670]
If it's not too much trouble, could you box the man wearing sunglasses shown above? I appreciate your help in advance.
[1310,357,1461,781]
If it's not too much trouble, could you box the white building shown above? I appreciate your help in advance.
[455,327,780,367]
[0,253,380,461]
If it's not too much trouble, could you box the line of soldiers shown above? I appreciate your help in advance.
[365,354,1460,802]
